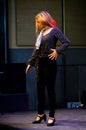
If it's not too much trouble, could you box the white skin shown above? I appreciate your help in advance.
[26,19,58,74]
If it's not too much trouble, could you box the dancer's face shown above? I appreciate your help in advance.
[36,18,45,30]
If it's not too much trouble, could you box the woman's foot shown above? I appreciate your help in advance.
[32,114,46,124]
[47,117,55,126]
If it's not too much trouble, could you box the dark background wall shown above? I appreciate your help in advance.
[0,0,7,70]
[0,0,86,112]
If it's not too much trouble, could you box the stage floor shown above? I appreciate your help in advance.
[0,109,86,130]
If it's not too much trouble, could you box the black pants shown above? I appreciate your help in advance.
[37,58,57,117]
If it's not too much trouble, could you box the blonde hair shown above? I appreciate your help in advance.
[35,11,56,34]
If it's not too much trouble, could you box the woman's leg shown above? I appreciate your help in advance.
[47,79,56,117]
[46,62,57,117]
[37,75,45,115]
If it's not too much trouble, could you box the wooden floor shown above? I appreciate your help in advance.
[0,109,86,130]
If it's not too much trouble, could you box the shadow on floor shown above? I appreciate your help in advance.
[0,124,23,130]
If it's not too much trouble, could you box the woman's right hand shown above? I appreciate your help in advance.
[26,64,31,74]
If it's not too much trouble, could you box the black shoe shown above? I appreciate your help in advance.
[47,117,55,126]
[32,114,46,124]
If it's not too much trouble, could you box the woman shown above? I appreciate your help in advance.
[26,11,70,126]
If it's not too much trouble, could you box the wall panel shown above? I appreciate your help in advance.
[16,0,62,46]
[65,0,86,47]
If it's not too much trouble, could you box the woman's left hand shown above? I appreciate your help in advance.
[48,49,58,60]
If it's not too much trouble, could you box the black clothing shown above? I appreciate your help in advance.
[28,27,70,67]
[37,57,57,117]
[28,27,70,117]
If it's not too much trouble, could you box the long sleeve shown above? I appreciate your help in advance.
[55,27,70,53]
[28,48,38,66]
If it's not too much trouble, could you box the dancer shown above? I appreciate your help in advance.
[26,11,70,126]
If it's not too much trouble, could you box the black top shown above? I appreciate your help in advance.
[28,27,70,66]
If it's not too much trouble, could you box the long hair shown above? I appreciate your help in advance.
[35,11,56,34]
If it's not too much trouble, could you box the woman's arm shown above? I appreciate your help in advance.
[55,27,70,53]
[26,48,38,74]
[48,27,70,60]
